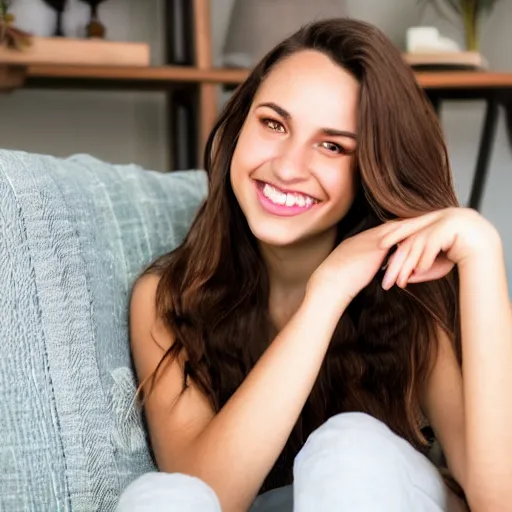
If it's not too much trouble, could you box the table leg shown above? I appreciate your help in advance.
[168,87,198,171]
[428,95,441,117]
[468,99,499,211]
[505,100,512,149]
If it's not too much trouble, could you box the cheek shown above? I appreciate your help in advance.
[321,162,357,210]
[232,124,279,176]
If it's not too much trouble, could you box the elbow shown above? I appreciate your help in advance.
[465,481,512,512]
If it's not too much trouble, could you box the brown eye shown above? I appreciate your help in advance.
[263,118,285,133]
[321,141,346,154]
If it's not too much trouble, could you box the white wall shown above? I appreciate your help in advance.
[343,1,512,291]
[1,0,511,290]
[0,0,168,171]
[424,2,512,294]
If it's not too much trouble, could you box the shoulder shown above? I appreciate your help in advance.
[130,272,160,317]
[129,273,176,380]
[129,273,215,471]
[130,272,172,343]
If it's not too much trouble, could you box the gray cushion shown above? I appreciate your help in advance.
[0,150,207,511]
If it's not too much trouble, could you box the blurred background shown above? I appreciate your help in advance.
[0,0,511,290]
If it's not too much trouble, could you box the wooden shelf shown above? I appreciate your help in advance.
[416,71,512,101]
[21,64,249,90]
[416,71,512,89]
[0,64,249,92]
[2,63,512,94]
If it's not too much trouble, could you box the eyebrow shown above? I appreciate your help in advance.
[255,101,357,141]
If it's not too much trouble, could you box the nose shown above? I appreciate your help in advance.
[271,141,310,185]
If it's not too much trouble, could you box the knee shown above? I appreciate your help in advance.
[293,413,447,511]
[115,472,221,512]
[294,412,441,489]
[294,413,389,474]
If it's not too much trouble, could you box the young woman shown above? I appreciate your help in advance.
[116,18,512,512]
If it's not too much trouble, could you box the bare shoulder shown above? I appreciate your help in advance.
[129,273,179,407]
[129,273,215,471]
[130,273,169,352]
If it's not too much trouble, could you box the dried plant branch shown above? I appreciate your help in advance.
[418,0,501,49]
[0,1,33,50]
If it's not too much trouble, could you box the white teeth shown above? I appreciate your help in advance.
[263,183,286,205]
[285,194,295,207]
[262,183,316,208]
[274,191,287,205]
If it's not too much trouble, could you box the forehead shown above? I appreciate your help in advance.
[253,50,360,129]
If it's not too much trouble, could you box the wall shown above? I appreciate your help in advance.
[1,0,168,171]
[1,0,511,289]
[421,2,512,295]
[343,0,512,291]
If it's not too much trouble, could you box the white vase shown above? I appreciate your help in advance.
[8,0,57,38]
[62,0,90,39]
[344,0,424,49]
[223,0,425,67]
[223,0,347,67]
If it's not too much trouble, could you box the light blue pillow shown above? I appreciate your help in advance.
[0,150,207,511]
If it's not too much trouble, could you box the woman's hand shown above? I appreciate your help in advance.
[307,223,395,304]
[307,207,502,307]
[379,207,502,290]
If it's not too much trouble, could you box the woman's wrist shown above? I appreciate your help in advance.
[303,280,352,324]
[457,232,504,275]
[457,220,503,270]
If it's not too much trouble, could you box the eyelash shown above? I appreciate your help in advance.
[260,117,347,155]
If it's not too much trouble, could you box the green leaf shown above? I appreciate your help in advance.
[420,0,501,18]
[477,0,500,13]
[446,0,463,14]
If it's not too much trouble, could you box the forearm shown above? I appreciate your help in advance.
[458,243,512,509]
[185,290,345,512]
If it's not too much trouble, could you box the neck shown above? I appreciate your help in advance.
[260,227,337,293]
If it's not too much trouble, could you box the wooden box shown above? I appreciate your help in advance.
[403,51,488,71]
[0,37,150,67]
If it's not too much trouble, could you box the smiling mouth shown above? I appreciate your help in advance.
[254,180,321,217]
[257,181,320,208]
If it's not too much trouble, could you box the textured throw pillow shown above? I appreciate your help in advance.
[0,150,207,511]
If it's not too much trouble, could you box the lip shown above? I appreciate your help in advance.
[254,180,319,217]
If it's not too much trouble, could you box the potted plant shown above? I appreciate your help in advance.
[424,0,502,51]
[0,0,32,49]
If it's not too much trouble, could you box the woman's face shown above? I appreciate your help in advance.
[230,50,360,247]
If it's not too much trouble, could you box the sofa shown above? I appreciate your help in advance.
[0,149,208,511]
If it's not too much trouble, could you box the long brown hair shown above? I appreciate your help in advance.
[141,18,461,494]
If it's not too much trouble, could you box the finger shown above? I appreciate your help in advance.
[368,220,403,240]
[407,258,454,283]
[415,239,443,274]
[397,235,425,288]
[379,212,440,250]
[382,240,412,290]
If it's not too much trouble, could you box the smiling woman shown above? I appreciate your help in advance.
[117,17,512,512]
[230,50,359,248]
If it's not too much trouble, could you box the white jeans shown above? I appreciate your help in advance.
[115,412,450,511]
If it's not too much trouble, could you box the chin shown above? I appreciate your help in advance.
[248,217,325,248]
[246,220,304,248]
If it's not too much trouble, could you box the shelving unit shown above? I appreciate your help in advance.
[0,1,511,209]
[0,0,228,170]
[23,64,248,86]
